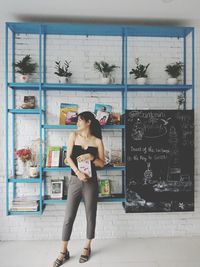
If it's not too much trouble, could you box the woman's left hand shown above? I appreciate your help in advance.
[77,153,94,162]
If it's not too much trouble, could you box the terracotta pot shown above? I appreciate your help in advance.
[20,74,29,83]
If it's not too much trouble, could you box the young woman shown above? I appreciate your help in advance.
[53,111,105,267]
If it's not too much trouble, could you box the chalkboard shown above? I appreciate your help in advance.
[124,110,194,213]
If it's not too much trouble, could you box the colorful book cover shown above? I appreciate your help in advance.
[94,103,112,126]
[77,159,92,178]
[99,179,111,196]
[59,103,78,125]
[46,146,61,167]
[61,146,70,167]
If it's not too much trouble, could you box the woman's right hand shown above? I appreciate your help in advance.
[76,170,89,182]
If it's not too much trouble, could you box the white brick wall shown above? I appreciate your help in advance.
[0,21,200,241]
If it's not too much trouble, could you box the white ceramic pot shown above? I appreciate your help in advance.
[136,77,147,85]
[101,77,111,84]
[20,74,29,83]
[29,166,39,178]
[59,76,69,83]
[167,77,178,85]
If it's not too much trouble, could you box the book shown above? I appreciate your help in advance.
[21,96,35,109]
[99,179,111,196]
[110,149,122,165]
[77,159,92,178]
[61,146,70,167]
[50,179,63,199]
[108,112,121,125]
[46,146,61,167]
[94,103,112,126]
[59,103,78,125]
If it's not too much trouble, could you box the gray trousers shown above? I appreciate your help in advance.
[62,174,99,241]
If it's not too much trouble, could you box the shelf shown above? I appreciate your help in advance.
[8,109,43,114]
[8,210,42,215]
[7,22,193,38]
[8,178,41,183]
[43,166,125,172]
[7,82,193,92]
[43,195,125,204]
[42,83,125,91]
[8,83,40,90]
[43,124,125,129]
[127,84,192,92]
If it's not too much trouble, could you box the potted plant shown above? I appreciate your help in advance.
[165,61,184,85]
[13,55,37,83]
[54,60,72,83]
[94,61,119,84]
[129,58,150,85]
[15,147,32,178]
[29,138,44,178]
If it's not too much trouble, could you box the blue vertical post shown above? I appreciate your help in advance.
[39,25,43,214]
[183,36,186,110]
[192,28,195,110]
[12,31,16,200]
[5,23,9,215]
[122,27,128,202]
[43,32,47,199]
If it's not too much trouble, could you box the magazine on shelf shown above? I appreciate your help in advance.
[110,148,122,166]
[99,179,111,196]
[108,112,121,125]
[59,103,78,125]
[21,96,35,109]
[61,146,70,167]
[94,103,112,126]
[11,195,39,211]
[46,146,61,167]
[77,159,92,178]
[50,179,64,199]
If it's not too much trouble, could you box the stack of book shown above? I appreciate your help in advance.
[10,195,39,212]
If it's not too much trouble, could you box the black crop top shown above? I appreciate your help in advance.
[71,144,98,177]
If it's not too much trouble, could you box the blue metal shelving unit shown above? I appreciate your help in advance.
[5,22,194,216]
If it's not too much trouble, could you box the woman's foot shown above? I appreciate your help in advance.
[53,250,70,267]
[79,247,91,263]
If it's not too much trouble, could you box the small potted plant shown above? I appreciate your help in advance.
[29,138,44,178]
[13,55,37,83]
[54,60,72,83]
[165,61,184,85]
[94,61,119,84]
[177,92,185,110]
[129,58,150,85]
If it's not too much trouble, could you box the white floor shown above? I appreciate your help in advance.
[0,237,200,267]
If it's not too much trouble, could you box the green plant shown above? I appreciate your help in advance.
[165,61,184,78]
[54,60,72,78]
[14,55,37,75]
[129,58,150,79]
[94,61,119,78]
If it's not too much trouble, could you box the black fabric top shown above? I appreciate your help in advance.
[71,144,98,177]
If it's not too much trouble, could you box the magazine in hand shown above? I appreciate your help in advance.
[77,159,92,178]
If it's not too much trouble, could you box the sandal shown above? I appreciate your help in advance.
[79,247,91,263]
[53,250,70,267]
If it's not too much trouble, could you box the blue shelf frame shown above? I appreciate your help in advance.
[5,22,195,216]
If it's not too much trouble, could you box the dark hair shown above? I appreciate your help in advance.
[77,111,102,139]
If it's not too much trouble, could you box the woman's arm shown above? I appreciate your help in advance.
[93,138,105,168]
[66,132,80,175]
